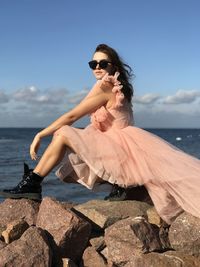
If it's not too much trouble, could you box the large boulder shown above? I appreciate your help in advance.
[104,216,162,266]
[169,212,200,257]
[124,251,200,267]
[0,226,52,267]
[74,200,151,229]
[0,198,40,227]
[36,197,91,262]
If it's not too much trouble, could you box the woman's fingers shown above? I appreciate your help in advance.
[30,150,38,161]
[29,134,41,160]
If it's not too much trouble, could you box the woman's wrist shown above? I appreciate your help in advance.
[36,132,43,139]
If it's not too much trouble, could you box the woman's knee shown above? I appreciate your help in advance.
[52,133,72,148]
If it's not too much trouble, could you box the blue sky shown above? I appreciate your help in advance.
[0,0,199,128]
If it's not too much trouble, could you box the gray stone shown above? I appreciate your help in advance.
[169,212,200,257]
[74,200,151,229]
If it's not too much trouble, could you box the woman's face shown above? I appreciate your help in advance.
[91,52,114,80]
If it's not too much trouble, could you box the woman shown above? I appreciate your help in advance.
[1,44,200,225]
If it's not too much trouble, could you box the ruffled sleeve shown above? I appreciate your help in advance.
[100,72,124,108]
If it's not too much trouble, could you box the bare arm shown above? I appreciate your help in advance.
[30,86,113,160]
[37,87,112,138]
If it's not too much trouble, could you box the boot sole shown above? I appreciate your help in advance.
[0,191,42,200]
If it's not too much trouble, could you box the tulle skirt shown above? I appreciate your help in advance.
[54,125,200,224]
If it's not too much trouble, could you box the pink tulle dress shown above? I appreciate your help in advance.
[54,75,200,224]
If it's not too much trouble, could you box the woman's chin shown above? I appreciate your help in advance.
[95,73,105,80]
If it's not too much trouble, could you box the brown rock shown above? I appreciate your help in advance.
[124,251,200,267]
[169,212,200,257]
[0,240,6,250]
[36,197,91,262]
[0,226,52,266]
[82,246,108,267]
[89,236,105,251]
[100,247,109,261]
[0,198,40,226]
[104,216,162,266]
[74,200,151,229]
[147,206,162,226]
[0,225,6,237]
[1,219,29,244]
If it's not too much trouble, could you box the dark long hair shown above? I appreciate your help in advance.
[95,44,134,102]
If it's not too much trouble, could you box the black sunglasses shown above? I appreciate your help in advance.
[88,59,111,70]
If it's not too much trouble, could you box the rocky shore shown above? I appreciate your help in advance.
[0,195,200,267]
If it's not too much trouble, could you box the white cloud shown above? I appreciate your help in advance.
[134,93,160,104]
[12,86,69,105]
[13,86,38,101]
[0,91,9,104]
[163,90,200,104]
[0,86,200,128]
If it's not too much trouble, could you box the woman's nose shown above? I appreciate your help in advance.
[95,63,101,69]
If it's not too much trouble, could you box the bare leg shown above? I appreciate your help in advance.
[34,135,72,177]
[0,135,76,200]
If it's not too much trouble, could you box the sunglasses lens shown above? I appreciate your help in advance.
[88,61,97,70]
[88,60,111,70]
[99,60,109,69]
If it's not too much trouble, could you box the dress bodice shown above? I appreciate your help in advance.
[90,101,134,132]
[89,72,134,131]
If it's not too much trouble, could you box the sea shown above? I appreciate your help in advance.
[0,128,200,204]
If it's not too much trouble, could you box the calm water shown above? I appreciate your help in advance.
[0,128,200,203]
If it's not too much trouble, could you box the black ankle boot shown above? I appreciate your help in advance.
[0,163,43,200]
[104,184,127,201]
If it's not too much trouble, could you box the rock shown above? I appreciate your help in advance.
[0,225,6,237]
[1,219,29,244]
[169,212,200,257]
[36,197,91,262]
[0,198,40,226]
[0,240,6,250]
[147,206,162,226]
[159,221,171,250]
[82,246,108,267]
[124,251,200,267]
[100,247,109,261]
[62,258,78,267]
[89,236,106,251]
[74,200,151,229]
[0,226,52,266]
[104,216,162,266]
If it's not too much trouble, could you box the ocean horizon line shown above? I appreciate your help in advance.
[0,127,200,130]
